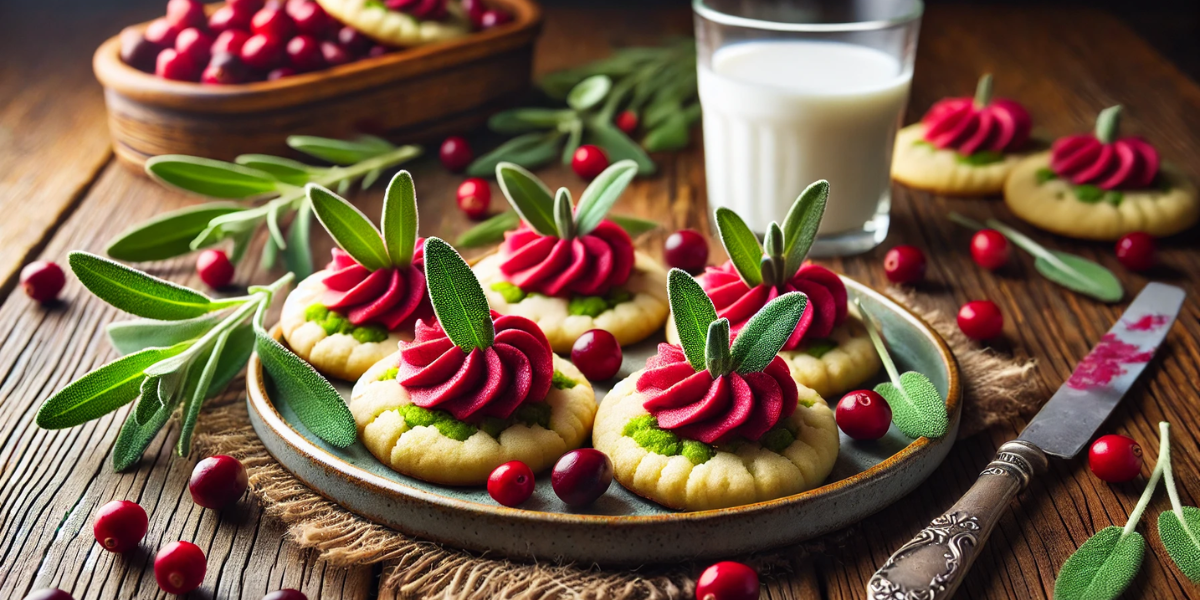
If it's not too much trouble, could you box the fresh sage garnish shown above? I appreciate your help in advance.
[715,208,765,287]
[307,171,423,273]
[855,298,947,439]
[455,211,658,249]
[106,203,245,262]
[728,292,807,374]
[1157,422,1200,582]
[667,268,718,371]
[714,180,831,291]
[422,238,495,351]
[494,159,643,243]
[69,253,242,320]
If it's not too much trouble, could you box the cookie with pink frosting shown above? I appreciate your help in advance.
[1004,105,1198,240]
[892,74,1035,196]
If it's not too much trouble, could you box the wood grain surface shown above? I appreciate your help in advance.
[1,3,1199,599]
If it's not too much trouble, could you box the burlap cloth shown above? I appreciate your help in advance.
[193,289,1040,599]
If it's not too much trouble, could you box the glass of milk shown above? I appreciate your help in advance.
[694,0,921,256]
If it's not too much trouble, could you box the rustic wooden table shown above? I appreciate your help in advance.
[2,2,1198,599]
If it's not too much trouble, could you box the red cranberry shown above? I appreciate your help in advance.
[462,0,487,28]
[1089,434,1143,483]
[166,0,208,29]
[571,330,622,381]
[252,4,296,38]
[439,136,473,172]
[1115,231,1155,271]
[228,0,267,15]
[212,29,252,55]
[615,110,639,134]
[479,8,513,29]
[287,0,331,37]
[456,178,491,220]
[551,449,613,507]
[202,53,248,84]
[240,33,285,70]
[175,27,214,66]
[319,41,351,66]
[970,229,1010,271]
[154,541,206,594]
[208,5,252,33]
[664,229,709,273]
[145,18,183,47]
[21,261,65,303]
[883,245,926,284]
[196,249,235,289]
[695,561,759,600]
[263,590,307,600]
[23,589,74,600]
[189,455,248,509]
[488,461,536,507]
[366,44,391,59]
[119,27,163,72]
[571,145,609,180]
[92,500,148,553]
[286,35,324,71]
[957,300,1003,340]
[267,67,296,80]
[336,26,372,56]
[835,390,892,441]
[156,48,200,81]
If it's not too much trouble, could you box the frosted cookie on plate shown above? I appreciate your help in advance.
[891,74,1035,196]
[473,161,669,354]
[1004,105,1198,241]
[351,238,596,485]
[315,0,470,48]
[593,270,838,511]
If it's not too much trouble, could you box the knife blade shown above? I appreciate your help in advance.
[867,282,1185,600]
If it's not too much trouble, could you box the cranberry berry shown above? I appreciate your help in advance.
[664,229,709,273]
[320,41,352,67]
[479,9,513,29]
[212,29,252,56]
[1115,231,1155,271]
[337,26,372,56]
[488,461,536,507]
[883,245,926,284]
[695,561,759,600]
[263,590,307,600]
[288,0,331,37]
[957,300,1003,341]
[1089,434,1142,483]
[571,329,622,381]
[287,35,324,71]
[835,390,892,441]
[456,178,491,220]
[154,541,207,594]
[196,249,235,289]
[615,110,639,134]
[157,48,200,81]
[241,33,286,70]
[21,260,66,304]
[166,0,208,30]
[571,145,609,180]
[203,54,248,84]
[439,136,473,172]
[970,229,1010,271]
[119,27,162,72]
[462,0,487,28]
[252,4,296,38]
[209,5,252,34]
[228,0,266,14]
[189,455,249,509]
[23,590,74,600]
[551,448,613,507]
[176,28,214,66]
[93,500,148,553]
[144,18,182,47]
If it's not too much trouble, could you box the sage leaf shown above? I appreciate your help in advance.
[705,318,731,377]
[574,159,638,235]
[554,188,575,239]
[230,228,253,264]
[609,214,658,237]
[266,199,288,250]
[467,131,563,177]
[422,238,495,351]
[1035,251,1123,303]
[729,292,807,374]
[715,208,764,287]
[584,122,655,175]
[206,323,254,397]
[568,75,613,111]
[107,314,224,355]
[287,135,393,165]
[146,155,281,199]
[307,184,391,271]
[262,235,279,270]
[496,162,559,236]
[1159,507,1200,582]
[35,343,188,429]
[361,168,382,190]
[254,325,356,447]
[69,252,237,320]
[667,268,717,371]
[234,154,315,185]
[382,171,418,268]
[874,372,948,439]
[561,118,584,167]
[780,180,829,277]
[112,386,182,471]
[642,112,690,152]
[106,203,244,262]
[177,327,229,456]
[489,108,573,133]
[457,211,520,248]
[283,198,314,279]
[1053,526,1144,600]
[135,374,166,426]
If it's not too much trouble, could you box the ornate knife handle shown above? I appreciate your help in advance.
[867,441,1048,600]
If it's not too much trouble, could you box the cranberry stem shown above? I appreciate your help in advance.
[973,73,993,108]
[1095,105,1122,144]
[1122,420,1169,538]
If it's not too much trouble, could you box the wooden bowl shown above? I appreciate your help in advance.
[93,0,542,169]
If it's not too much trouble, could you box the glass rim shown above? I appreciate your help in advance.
[692,0,924,33]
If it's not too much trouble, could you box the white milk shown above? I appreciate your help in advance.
[698,41,912,236]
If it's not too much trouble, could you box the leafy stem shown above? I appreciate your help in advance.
[857,298,947,439]
[1124,422,1169,537]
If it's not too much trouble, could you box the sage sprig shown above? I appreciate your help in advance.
[1157,422,1200,582]
[855,298,948,439]
[455,211,658,249]
[716,180,830,289]
[949,213,1123,303]
[492,159,644,240]
[422,238,495,351]
[107,135,421,279]
[307,170,422,273]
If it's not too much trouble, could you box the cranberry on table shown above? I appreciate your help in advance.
[551,448,613,507]
[664,229,709,273]
[615,110,639,134]
[189,455,249,509]
[439,136,473,172]
[286,35,324,71]
[252,4,296,39]
[23,589,73,600]
[157,49,199,82]
[119,27,162,73]
[970,229,1010,271]
[166,0,207,30]
[479,8,513,29]
[144,18,183,47]
[695,561,759,600]
[241,33,286,70]
[337,26,372,56]
[1089,434,1143,483]
[20,260,65,304]
[212,30,252,56]
[287,0,331,37]
[1115,231,1156,271]
[196,249,235,289]
[93,499,148,553]
[835,390,892,441]
[154,540,207,594]
[319,41,352,67]
[456,178,491,220]
[571,329,622,381]
[957,299,1003,340]
[883,245,926,284]
[487,461,536,507]
[209,5,252,34]
[263,590,307,600]
[571,144,609,180]
[176,28,214,66]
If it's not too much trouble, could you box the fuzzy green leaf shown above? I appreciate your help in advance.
[574,159,638,235]
[1159,507,1200,582]
[36,343,188,429]
[667,269,717,371]
[107,314,223,355]
[1035,251,1124,303]
[422,238,495,351]
[69,252,236,320]
[106,203,245,262]
[112,387,182,471]
[609,214,659,237]
[307,184,391,271]
[145,155,281,199]
[456,211,520,248]
[780,180,829,277]
[382,171,418,268]
[489,108,574,133]
[287,135,394,165]
[561,118,584,166]
[1053,526,1144,600]
[567,75,612,111]
[583,122,656,175]
[730,292,807,373]
[715,208,764,287]
[467,131,563,177]
[705,318,731,377]
[234,154,316,185]
[496,162,559,236]
[282,198,315,279]
[554,188,576,239]
[177,327,229,456]
[874,371,948,439]
[255,327,356,447]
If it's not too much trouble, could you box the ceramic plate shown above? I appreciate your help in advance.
[247,278,961,565]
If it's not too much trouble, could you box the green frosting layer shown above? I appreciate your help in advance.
[305,304,388,343]
[621,415,795,462]
[955,150,1005,166]
[802,339,837,359]
[568,288,634,317]
[1074,184,1123,206]
[1036,167,1058,184]
[392,401,552,442]
[760,427,796,453]
[490,281,526,303]
[551,370,577,389]
[378,367,399,381]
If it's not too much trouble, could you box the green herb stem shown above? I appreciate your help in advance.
[856,299,902,387]
[1124,422,1169,537]
[974,73,994,108]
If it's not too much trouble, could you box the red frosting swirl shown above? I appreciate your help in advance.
[635,344,798,444]
[499,220,635,297]
[698,262,847,350]
[384,0,448,19]
[321,244,433,331]
[922,97,1032,155]
[394,313,554,422]
[1050,134,1159,190]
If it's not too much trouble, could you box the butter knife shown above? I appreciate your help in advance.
[867,282,1186,599]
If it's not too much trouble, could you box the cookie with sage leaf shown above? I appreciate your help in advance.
[315,0,469,48]
[593,269,838,511]
[281,172,434,381]
[472,160,669,353]
[350,238,597,485]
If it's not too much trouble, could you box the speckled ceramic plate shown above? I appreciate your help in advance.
[247,278,961,565]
